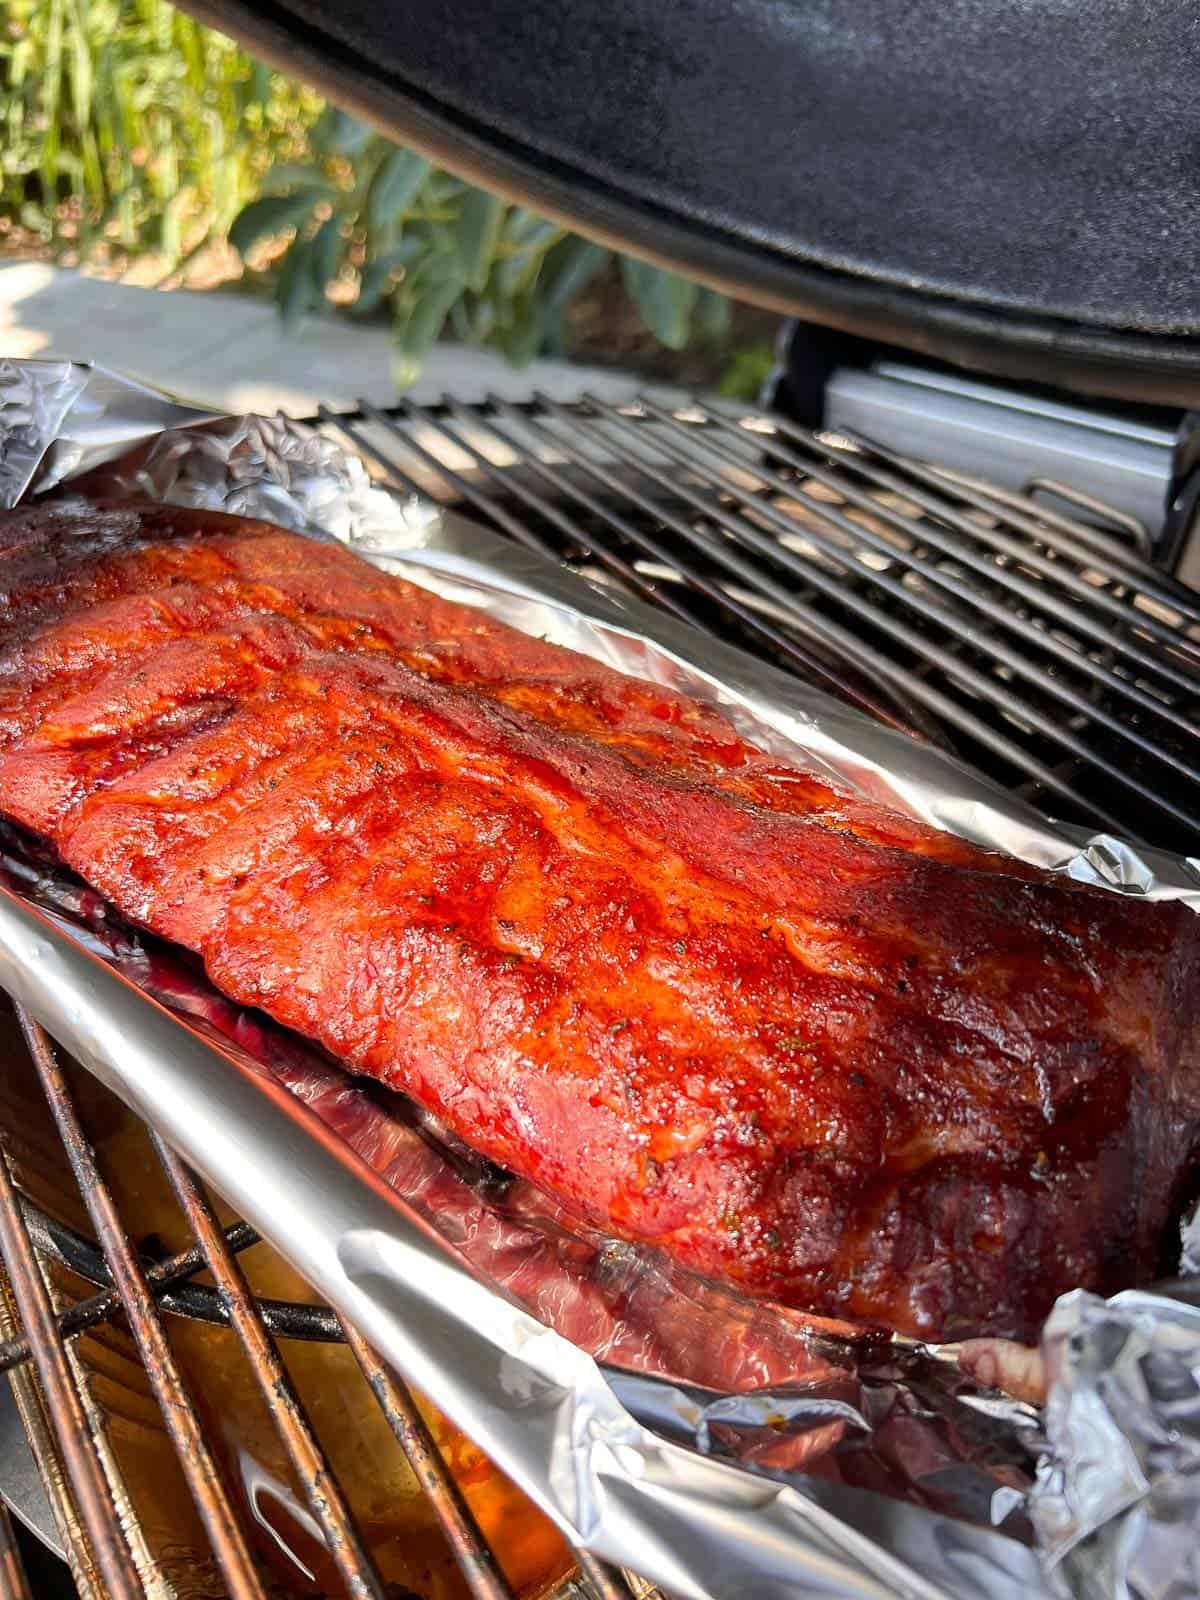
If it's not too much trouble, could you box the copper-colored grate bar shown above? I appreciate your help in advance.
[0,1501,33,1600]
[13,1006,270,1600]
[148,1129,391,1600]
[0,1031,633,1600]
[339,1316,519,1600]
[0,1114,140,1600]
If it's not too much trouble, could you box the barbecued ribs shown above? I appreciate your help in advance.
[1,501,1196,1340]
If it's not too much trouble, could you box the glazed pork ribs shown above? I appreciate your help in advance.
[0,501,1196,1341]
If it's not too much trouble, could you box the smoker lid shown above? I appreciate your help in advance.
[184,0,1200,405]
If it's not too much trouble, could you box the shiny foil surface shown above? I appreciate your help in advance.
[1,358,1197,1600]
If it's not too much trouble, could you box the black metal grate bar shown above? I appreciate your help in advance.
[1013,475,1155,560]
[817,422,1200,627]
[636,394,1200,734]
[0,1215,258,1374]
[358,397,700,628]
[438,392,939,734]
[385,391,1075,767]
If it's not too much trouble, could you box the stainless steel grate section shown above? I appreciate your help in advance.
[318,394,1200,853]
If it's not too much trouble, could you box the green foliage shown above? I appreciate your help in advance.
[719,342,777,401]
[225,117,732,383]
[0,0,321,269]
[620,259,697,350]
[2,0,741,382]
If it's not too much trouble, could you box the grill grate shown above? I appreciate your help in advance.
[317,393,1200,853]
[0,1003,643,1600]
[1,390,1198,1599]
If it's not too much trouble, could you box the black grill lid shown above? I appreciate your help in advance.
[185,0,1200,405]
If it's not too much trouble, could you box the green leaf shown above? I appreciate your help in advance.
[453,190,505,293]
[494,226,563,299]
[696,286,732,338]
[466,294,496,343]
[392,270,465,388]
[425,172,466,205]
[19,200,49,238]
[498,293,546,367]
[312,105,374,156]
[275,239,315,330]
[449,299,472,341]
[540,237,608,312]
[229,189,325,258]
[354,240,422,315]
[620,259,697,350]
[718,343,776,402]
[250,60,272,108]
[492,292,516,332]
[66,2,94,128]
[159,185,192,267]
[492,248,532,300]
[504,208,560,249]
[309,215,342,297]
[367,147,430,230]
[258,163,336,198]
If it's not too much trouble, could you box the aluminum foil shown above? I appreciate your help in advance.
[0,358,90,506]
[1,358,1198,1599]
[1030,1288,1200,1600]
[0,358,218,506]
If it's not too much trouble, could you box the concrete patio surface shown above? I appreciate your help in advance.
[0,260,648,415]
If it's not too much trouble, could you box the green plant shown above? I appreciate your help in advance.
[2,0,745,383]
[229,106,733,384]
[0,0,321,268]
[718,342,776,401]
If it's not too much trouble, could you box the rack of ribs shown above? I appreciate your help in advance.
[0,500,1196,1341]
